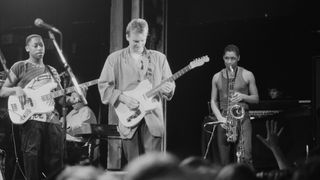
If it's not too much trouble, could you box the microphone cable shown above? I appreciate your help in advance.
[10,123,27,180]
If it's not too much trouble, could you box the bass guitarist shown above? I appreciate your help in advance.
[0,34,64,180]
[98,18,175,163]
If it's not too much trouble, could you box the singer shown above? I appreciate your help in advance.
[210,44,259,166]
[0,34,64,180]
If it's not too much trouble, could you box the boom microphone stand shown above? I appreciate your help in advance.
[0,48,12,84]
[47,31,88,166]
[48,31,87,105]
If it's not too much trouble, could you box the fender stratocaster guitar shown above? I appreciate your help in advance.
[116,55,210,128]
[8,78,98,124]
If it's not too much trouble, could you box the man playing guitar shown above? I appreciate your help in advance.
[0,34,64,180]
[98,18,175,163]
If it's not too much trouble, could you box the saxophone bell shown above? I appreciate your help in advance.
[229,104,245,120]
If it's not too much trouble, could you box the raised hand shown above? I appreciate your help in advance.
[256,120,284,151]
[256,120,291,170]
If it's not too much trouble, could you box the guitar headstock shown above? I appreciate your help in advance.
[189,55,210,69]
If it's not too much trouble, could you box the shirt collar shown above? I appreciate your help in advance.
[125,47,149,58]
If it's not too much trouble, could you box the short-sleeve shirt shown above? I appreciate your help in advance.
[10,60,61,123]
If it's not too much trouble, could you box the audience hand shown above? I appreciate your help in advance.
[256,120,284,151]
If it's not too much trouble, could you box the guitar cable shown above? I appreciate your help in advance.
[10,123,27,180]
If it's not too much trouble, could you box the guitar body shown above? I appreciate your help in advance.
[115,55,210,128]
[115,79,161,128]
[7,78,98,125]
[8,82,57,124]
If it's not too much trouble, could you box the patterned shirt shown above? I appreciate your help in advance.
[10,60,61,123]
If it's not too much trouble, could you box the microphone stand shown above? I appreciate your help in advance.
[0,48,13,83]
[60,72,69,163]
[59,33,63,53]
[48,31,87,163]
[48,31,88,104]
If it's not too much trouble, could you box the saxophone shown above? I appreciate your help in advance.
[236,124,246,163]
[223,66,245,142]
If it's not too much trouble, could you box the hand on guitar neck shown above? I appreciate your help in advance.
[158,81,175,95]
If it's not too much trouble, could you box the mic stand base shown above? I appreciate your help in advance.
[203,125,217,160]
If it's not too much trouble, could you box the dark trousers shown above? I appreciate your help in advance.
[21,121,64,180]
[216,118,252,165]
[122,121,162,163]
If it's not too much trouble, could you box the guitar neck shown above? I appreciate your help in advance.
[42,79,98,101]
[146,65,192,98]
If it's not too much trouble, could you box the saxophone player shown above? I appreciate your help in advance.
[210,44,259,165]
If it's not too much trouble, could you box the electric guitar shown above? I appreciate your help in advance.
[8,78,98,124]
[116,55,210,128]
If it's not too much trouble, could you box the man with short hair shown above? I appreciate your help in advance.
[98,18,175,163]
[210,44,259,165]
[0,34,64,180]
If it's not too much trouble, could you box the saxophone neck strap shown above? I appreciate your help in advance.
[226,67,238,98]
[226,66,238,83]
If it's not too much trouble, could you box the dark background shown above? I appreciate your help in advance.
[0,0,319,170]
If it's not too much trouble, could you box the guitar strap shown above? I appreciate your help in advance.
[18,62,59,89]
[144,50,154,82]
[17,62,43,88]
[45,65,63,90]
[44,65,62,123]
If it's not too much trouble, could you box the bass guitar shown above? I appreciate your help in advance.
[8,78,98,124]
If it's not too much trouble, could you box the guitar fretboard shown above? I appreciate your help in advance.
[146,65,192,98]
[41,79,98,101]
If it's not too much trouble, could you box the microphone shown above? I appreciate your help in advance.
[34,18,61,34]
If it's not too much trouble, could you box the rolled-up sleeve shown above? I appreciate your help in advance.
[160,56,176,100]
[98,56,122,106]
